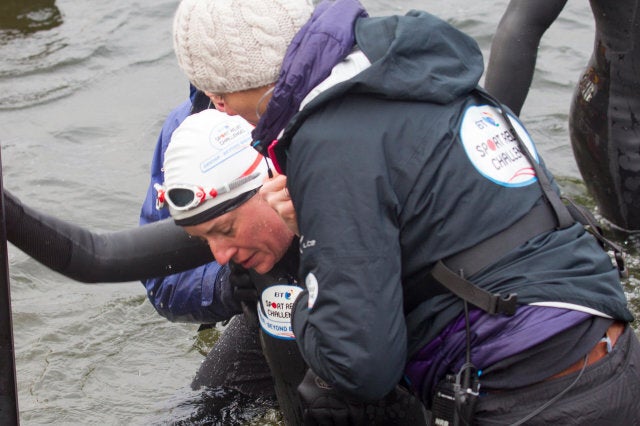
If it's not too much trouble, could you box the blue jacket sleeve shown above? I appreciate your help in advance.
[139,99,236,324]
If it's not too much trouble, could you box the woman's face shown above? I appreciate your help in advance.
[206,85,273,125]
[183,194,294,274]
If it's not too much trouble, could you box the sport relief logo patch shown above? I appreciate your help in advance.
[258,284,304,340]
[460,105,539,187]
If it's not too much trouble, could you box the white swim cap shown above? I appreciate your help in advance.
[157,109,271,225]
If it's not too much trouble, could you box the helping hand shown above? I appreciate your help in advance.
[259,172,299,236]
[228,262,259,323]
[298,369,365,425]
[297,369,429,425]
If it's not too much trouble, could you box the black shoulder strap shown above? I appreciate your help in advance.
[478,89,574,229]
[410,89,626,316]
[431,261,518,315]
[563,196,627,277]
[482,88,625,277]
[409,201,555,315]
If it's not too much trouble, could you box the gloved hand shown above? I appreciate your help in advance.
[297,369,429,426]
[298,368,365,425]
[229,262,258,303]
[228,262,259,323]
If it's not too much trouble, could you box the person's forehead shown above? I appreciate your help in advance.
[209,208,240,229]
[210,194,258,227]
[184,209,235,236]
[184,192,262,235]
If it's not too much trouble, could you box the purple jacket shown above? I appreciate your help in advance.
[251,0,367,169]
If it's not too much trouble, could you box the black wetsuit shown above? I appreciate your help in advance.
[569,0,640,231]
[4,189,212,283]
[484,0,566,116]
[485,0,640,231]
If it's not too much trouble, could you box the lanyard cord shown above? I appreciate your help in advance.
[477,88,627,277]
[476,89,574,229]
[473,89,593,425]
[510,355,589,426]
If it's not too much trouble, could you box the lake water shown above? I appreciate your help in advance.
[1,0,638,424]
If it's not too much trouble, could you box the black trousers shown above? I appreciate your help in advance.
[475,325,640,425]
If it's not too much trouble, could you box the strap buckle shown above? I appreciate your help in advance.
[489,292,518,316]
[615,251,628,279]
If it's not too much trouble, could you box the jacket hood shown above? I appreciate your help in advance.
[353,10,484,104]
[251,0,366,162]
[269,8,485,172]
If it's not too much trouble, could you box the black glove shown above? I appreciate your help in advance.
[297,369,429,426]
[228,262,259,323]
[298,369,364,425]
[229,262,258,303]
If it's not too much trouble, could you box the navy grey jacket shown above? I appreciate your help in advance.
[270,9,633,401]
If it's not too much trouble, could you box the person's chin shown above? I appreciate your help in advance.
[252,259,275,275]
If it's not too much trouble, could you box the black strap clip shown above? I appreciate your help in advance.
[615,251,628,279]
[430,261,519,316]
[489,292,518,316]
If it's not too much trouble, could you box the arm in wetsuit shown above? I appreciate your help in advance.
[5,188,212,283]
[5,88,241,324]
[484,0,568,115]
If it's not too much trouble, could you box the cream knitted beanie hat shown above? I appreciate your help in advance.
[173,0,313,94]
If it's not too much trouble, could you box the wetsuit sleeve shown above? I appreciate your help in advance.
[484,0,568,115]
[4,97,239,323]
[4,189,213,282]
[139,98,237,324]
[288,121,407,401]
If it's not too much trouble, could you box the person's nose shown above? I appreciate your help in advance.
[205,92,226,113]
[208,239,237,265]
[213,99,227,113]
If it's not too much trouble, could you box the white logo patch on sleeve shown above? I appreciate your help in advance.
[460,105,539,187]
[257,284,303,340]
[305,273,319,309]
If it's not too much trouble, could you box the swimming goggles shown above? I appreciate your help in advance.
[155,172,261,211]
